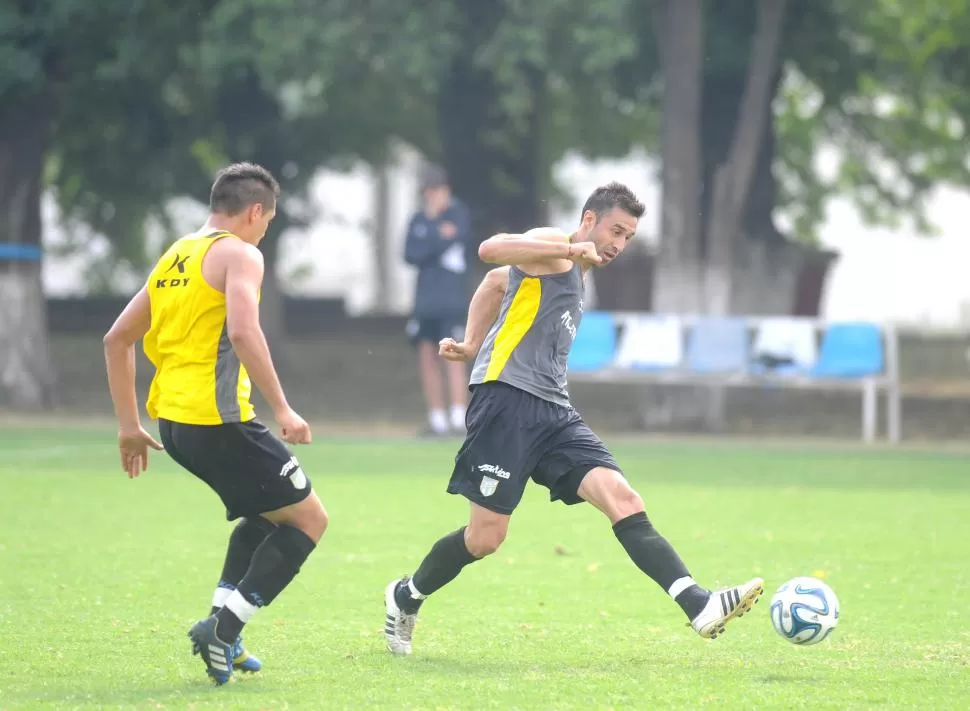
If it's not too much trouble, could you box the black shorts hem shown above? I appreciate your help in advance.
[548,461,622,506]
[226,485,313,521]
[446,482,516,515]
[158,418,313,523]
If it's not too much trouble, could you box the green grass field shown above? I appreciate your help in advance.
[1,425,968,710]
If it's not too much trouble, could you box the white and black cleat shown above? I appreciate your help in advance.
[384,577,418,656]
[691,577,764,639]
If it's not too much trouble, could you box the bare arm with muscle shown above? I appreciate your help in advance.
[104,286,164,478]
[222,241,311,444]
[439,266,511,362]
[477,227,601,275]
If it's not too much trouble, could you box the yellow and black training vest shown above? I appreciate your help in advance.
[144,230,255,425]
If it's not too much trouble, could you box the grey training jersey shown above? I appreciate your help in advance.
[470,264,584,407]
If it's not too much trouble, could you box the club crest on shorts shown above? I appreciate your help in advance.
[479,475,499,497]
[279,456,307,490]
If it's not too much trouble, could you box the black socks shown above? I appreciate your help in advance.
[396,527,479,614]
[391,517,710,621]
[612,511,709,620]
[215,524,317,642]
[210,517,277,616]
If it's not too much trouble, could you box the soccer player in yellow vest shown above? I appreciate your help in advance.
[104,163,327,685]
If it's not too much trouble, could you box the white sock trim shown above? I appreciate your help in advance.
[211,586,234,610]
[668,576,696,600]
[408,579,428,600]
[224,589,260,624]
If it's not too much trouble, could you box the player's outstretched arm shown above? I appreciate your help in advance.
[478,227,601,273]
[440,266,509,362]
[478,227,570,266]
[103,286,164,478]
[223,244,311,444]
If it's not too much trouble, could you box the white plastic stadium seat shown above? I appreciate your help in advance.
[614,315,683,371]
[752,317,818,374]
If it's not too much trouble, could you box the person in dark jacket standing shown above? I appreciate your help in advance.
[404,164,473,436]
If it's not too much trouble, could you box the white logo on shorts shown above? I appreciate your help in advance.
[279,456,308,490]
[479,476,499,497]
[478,463,510,479]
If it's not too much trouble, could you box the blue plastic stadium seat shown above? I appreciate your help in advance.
[811,322,884,378]
[684,317,750,374]
[568,311,617,372]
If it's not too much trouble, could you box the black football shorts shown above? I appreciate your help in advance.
[447,381,620,515]
[158,418,312,521]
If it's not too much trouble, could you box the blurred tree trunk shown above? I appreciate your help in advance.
[646,0,790,432]
[437,0,546,271]
[652,0,705,315]
[704,66,837,319]
[0,99,57,409]
[704,0,788,315]
[643,0,712,430]
[701,0,788,429]
[371,156,394,313]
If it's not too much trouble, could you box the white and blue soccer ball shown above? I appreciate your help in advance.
[769,576,840,646]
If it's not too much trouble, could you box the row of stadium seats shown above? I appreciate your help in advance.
[567,313,901,443]
[569,314,887,378]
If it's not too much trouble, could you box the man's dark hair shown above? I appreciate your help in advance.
[209,162,280,216]
[580,182,645,221]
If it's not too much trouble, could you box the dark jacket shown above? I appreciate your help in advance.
[404,198,472,318]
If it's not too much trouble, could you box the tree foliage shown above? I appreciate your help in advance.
[773,0,970,242]
[8,0,970,277]
[42,0,449,279]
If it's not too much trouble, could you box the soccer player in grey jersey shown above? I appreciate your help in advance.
[385,183,763,655]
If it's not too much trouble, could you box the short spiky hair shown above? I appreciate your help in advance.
[209,162,280,216]
[580,182,645,222]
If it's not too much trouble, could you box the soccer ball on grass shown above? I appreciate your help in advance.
[769,576,840,645]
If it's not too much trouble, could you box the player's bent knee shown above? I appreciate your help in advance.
[579,467,645,522]
[300,494,329,542]
[611,484,644,521]
[464,522,507,558]
[465,531,505,558]
[264,491,328,543]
